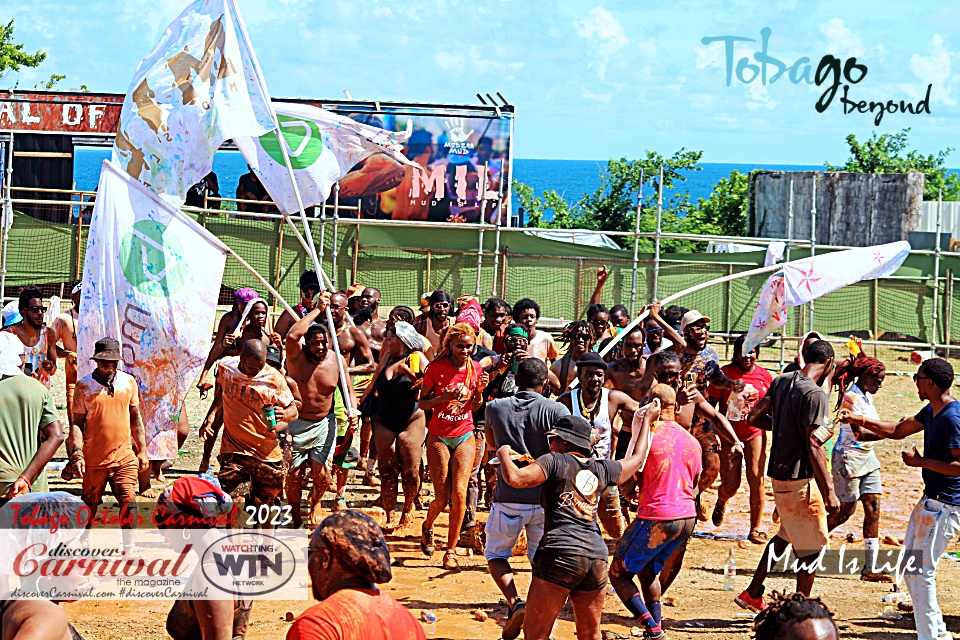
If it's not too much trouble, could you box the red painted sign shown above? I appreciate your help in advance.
[0,91,123,134]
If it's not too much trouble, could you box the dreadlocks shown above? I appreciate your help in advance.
[753,591,837,640]
[434,322,477,363]
[559,320,593,347]
[832,356,885,410]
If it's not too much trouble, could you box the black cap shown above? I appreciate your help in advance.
[546,415,593,451]
[91,338,122,361]
[299,270,320,292]
[575,351,608,371]
[265,345,282,368]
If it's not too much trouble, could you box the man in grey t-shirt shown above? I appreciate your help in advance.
[484,358,568,640]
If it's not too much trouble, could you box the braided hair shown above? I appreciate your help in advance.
[559,319,594,348]
[753,591,837,640]
[832,356,885,410]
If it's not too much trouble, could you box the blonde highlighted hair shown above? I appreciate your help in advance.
[435,322,477,363]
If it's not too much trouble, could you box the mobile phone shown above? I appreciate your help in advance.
[23,362,33,376]
[684,372,696,385]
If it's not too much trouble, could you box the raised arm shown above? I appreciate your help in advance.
[286,294,330,360]
[588,265,608,308]
[617,400,657,482]
[647,302,685,350]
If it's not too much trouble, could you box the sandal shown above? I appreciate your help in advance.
[748,530,768,545]
[442,549,459,570]
[421,524,435,557]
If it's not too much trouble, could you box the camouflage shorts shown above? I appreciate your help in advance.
[217,453,286,506]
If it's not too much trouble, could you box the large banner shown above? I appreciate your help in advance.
[333,110,512,225]
[78,160,228,459]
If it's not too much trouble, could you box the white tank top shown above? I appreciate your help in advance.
[572,388,612,459]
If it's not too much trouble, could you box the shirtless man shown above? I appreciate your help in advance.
[557,352,639,540]
[605,327,649,475]
[197,297,279,473]
[4,286,57,384]
[329,292,376,487]
[52,282,81,421]
[550,320,593,394]
[285,298,359,528]
[196,288,260,394]
[355,287,387,360]
[274,271,321,341]
[647,350,743,595]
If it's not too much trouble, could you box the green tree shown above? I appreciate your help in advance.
[689,169,751,236]
[0,20,46,76]
[828,128,960,200]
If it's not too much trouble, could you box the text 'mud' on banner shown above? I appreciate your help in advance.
[742,241,911,355]
[233,101,412,217]
[78,160,228,460]
[111,0,274,206]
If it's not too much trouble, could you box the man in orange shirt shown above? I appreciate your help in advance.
[66,338,148,532]
[287,510,426,640]
[200,340,297,529]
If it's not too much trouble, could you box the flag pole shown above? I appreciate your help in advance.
[230,0,354,414]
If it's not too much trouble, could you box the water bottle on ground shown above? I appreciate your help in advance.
[723,547,737,591]
[421,611,436,637]
[200,467,221,489]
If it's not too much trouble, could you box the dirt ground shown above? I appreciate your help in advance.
[38,364,960,639]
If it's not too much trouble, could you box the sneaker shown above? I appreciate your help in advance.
[502,600,525,640]
[420,524,435,557]
[643,631,666,640]
[442,549,460,570]
[735,589,766,613]
[711,503,726,527]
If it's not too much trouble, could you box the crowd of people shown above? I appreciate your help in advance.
[0,264,957,640]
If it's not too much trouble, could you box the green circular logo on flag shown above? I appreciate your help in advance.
[259,114,323,169]
[119,220,188,297]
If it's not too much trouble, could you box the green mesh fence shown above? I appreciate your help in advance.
[4,210,960,349]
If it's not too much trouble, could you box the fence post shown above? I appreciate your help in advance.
[576,259,583,320]
[491,222,501,296]
[425,250,432,293]
[351,225,360,287]
[0,133,13,306]
[725,263,733,335]
[946,268,954,358]
[74,208,84,280]
[630,169,644,316]
[273,221,285,314]
[651,165,663,301]
[932,189,943,352]
[780,178,794,370]
[475,227,484,297]
[500,247,508,299]
[809,174,817,331]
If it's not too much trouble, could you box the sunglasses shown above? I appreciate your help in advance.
[646,328,663,334]
[25,305,46,313]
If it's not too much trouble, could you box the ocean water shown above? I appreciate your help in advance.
[67,148,833,221]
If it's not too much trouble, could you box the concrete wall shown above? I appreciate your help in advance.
[747,171,924,247]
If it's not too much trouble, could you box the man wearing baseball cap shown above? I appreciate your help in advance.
[0,332,63,502]
[497,413,651,639]
[66,338,148,534]
[558,351,640,539]
[672,309,743,521]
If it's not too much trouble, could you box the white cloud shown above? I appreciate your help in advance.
[904,34,954,106]
[694,43,723,70]
[744,82,778,111]
[574,6,629,81]
[434,51,460,71]
[819,18,864,58]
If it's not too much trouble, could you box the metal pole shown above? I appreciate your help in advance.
[0,133,13,307]
[500,247,508,298]
[780,178,794,370]
[318,200,327,272]
[946,268,954,358]
[351,225,360,286]
[489,162,503,296]
[425,250,432,293]
[809,175,817,331]
[932,189,943,352]
[332,187,340,290]
[629,169,644,315]
[475,227,485,297]
[273,222,285,314]
[74,206,84,280]
[651,165,663,301]
[872,277,879,358]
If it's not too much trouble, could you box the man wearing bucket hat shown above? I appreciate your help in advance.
[66,338,148,533]
[497,413,652,639]
[0,332,64,502]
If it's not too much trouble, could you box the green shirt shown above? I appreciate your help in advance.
[0,375,59,495]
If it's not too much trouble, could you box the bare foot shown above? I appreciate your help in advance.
[308,502,325,527]
[138,488,157,499]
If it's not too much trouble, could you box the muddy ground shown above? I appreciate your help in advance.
[37,366,960,639]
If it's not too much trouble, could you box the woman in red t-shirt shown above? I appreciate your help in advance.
[418,322,489,570]
[708,334,773,544]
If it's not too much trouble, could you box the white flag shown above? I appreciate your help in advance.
[234,102,409,215]
[742,241,911,355]
[112,0,274,205]
[78,161,228,460]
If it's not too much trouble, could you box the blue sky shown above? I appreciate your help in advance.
[3,0,959,164]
